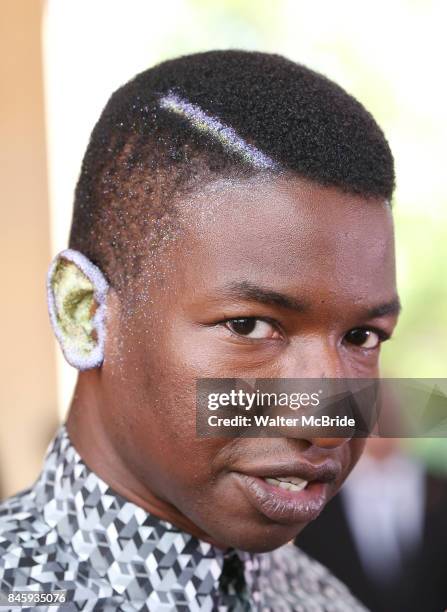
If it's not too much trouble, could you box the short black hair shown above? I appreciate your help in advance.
[69,50,395,292]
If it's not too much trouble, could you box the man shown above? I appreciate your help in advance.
[0,50,400,610]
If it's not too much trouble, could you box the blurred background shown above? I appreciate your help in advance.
[1,0,446,498]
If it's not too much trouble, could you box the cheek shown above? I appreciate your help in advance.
[327,439,365,504]
[346,438,366,474]
[107,331,221,474]
[342,352,381,378]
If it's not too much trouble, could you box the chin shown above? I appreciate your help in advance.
[209,521,308,553]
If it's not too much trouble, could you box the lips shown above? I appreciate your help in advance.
[232,459,341,524]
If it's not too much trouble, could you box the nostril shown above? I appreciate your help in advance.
[311,437,352,450]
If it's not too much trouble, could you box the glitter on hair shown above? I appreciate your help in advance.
[159,92,279,171]
[47,249,109,371]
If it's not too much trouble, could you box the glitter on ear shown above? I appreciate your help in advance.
[159,92,280,171]
[47,249,109,371]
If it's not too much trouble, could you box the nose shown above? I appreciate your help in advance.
[283,336,347,379]
[281,337,354,449]
[301,434,352,449]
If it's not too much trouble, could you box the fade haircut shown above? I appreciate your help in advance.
[69,50,395,293]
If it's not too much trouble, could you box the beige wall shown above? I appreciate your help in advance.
[0,0,58,499]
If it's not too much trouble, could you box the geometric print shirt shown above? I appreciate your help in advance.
[0,426,368,611]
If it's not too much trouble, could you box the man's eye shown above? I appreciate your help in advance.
[224,318,279,339]
[344,328,385,349]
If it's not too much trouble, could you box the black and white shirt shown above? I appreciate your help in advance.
[0,426,367,611]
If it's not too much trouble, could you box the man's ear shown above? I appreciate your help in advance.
[47,249,109,370]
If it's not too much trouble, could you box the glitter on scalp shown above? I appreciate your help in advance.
[159,92,279,171]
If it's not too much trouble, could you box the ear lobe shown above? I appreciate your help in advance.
[47,249,109,370]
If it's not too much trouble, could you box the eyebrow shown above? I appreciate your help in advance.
[218,281,309,313]
[366,297,401,319]
[217,280,401,318]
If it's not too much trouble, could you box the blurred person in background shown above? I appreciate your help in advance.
[296,435,447,612]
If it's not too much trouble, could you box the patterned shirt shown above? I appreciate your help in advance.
[0,427,368,611]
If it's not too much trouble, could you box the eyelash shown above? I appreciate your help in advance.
[220,316,282,339]
[365,327,391,342]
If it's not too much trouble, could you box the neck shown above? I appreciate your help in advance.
[66,372,228,551]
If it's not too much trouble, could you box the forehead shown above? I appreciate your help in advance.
[173,175,396,304]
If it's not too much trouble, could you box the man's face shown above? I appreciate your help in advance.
[100,175,399,552]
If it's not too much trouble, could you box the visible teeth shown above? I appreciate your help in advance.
[266,478,279,485]
[264,476,308,492]
[277,476,307,486]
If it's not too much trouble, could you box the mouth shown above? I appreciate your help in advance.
[232,460,340,525]
[264,475,308,492]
